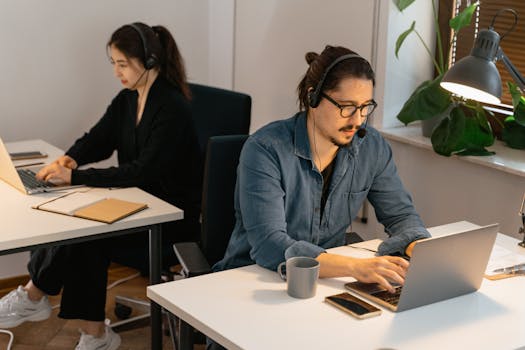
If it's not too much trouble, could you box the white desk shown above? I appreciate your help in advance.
[3,140,183,350]
[147,221,525,350]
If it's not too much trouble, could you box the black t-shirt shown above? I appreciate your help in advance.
[320,157,336,219]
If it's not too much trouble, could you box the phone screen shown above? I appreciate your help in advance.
[325,292,381,319]
[9,151,47,160]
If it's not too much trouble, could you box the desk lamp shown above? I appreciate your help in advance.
[440,8,525,104]
[441,8,525,247]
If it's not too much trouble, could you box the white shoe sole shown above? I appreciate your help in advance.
[107,333,121,350]
[0,307,52,328]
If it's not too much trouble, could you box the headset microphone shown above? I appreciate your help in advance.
[357,118,368,138]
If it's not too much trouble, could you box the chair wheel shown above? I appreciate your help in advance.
[115,303,132,319]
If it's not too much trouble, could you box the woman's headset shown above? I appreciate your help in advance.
[128,23,159,70]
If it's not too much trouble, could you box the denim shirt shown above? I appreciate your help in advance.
[213,112,430,272]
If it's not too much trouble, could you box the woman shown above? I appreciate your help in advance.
[0,23,202,350]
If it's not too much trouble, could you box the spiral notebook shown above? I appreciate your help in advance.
[33,191,148,224]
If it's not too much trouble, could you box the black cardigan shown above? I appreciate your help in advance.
[67,76,202,217]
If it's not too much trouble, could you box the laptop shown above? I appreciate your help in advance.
[345,223,499,312]
[0,137,83,194]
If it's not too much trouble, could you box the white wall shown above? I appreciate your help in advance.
[391,141,524,240]
[0,0,210,150]
[234,0,377,132]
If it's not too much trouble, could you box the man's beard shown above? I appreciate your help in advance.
[330,136,351,148]
[330,124,359,147]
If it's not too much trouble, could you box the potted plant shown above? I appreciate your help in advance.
[394,0,497,156]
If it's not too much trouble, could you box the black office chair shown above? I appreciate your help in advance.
[111,84,251,335]
[188,83,251,156]
[170,134,248,350]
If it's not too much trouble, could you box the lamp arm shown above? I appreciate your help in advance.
[497,47,525,92]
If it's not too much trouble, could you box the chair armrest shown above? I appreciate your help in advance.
[173,242,211,277]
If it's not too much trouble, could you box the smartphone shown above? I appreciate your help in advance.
[325,292,381,319]
[9,151,48,160]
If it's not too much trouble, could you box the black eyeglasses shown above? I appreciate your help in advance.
[320,92,377,118]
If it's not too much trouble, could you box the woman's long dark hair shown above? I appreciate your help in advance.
[108,22,191,100]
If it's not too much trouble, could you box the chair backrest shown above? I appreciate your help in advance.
[189,83,251,156]
[200,134,248,266]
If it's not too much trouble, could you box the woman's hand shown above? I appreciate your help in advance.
[55,155,78,169]
[36,162,72,185]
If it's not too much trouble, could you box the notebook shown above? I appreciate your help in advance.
[0,137,83,194]
[33,191,148,224]
[345,223,499,312]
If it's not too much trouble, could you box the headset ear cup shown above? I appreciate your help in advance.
[308,91,319,108]
[129,23,158,70]
[144,54,158,70]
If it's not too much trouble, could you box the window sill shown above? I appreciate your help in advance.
[379,124,525,178]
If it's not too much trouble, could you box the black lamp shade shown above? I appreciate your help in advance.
[441,55,502,104]
[441,28,503,104]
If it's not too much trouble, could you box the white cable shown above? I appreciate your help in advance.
[0,329,14,350]
[106,271,141,290]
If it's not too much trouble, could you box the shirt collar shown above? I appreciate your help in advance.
[293,112,311,160]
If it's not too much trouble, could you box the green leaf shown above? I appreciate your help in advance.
[396,75,452,125]
[507,82,525,126]
[449,2,479,32]
[456,105,494,155]
[507,81,522,108]
[431,106,466,156]
[394,0,416,12]
[395,21,416,58]
[514,99,525,126]
[502,119,525,149]
[431,104,494,156]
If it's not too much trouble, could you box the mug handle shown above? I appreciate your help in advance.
[277,261,286,281]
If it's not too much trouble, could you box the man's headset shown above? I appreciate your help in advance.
[128,23,158,70]
[308,53,370,138]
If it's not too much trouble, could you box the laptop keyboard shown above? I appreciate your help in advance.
[371,286,403,306]
[17,168,52,190]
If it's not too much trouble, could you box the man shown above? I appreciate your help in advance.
[214,45,430,294]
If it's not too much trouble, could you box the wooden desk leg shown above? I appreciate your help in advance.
[149,224,162,350]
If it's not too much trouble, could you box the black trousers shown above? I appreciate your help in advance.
[27,217,200,321]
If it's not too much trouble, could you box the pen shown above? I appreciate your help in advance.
[15,161,45,168]
[492,263,525,274]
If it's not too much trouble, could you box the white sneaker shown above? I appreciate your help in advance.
[0,285,52,328]
[75,326,121,350]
